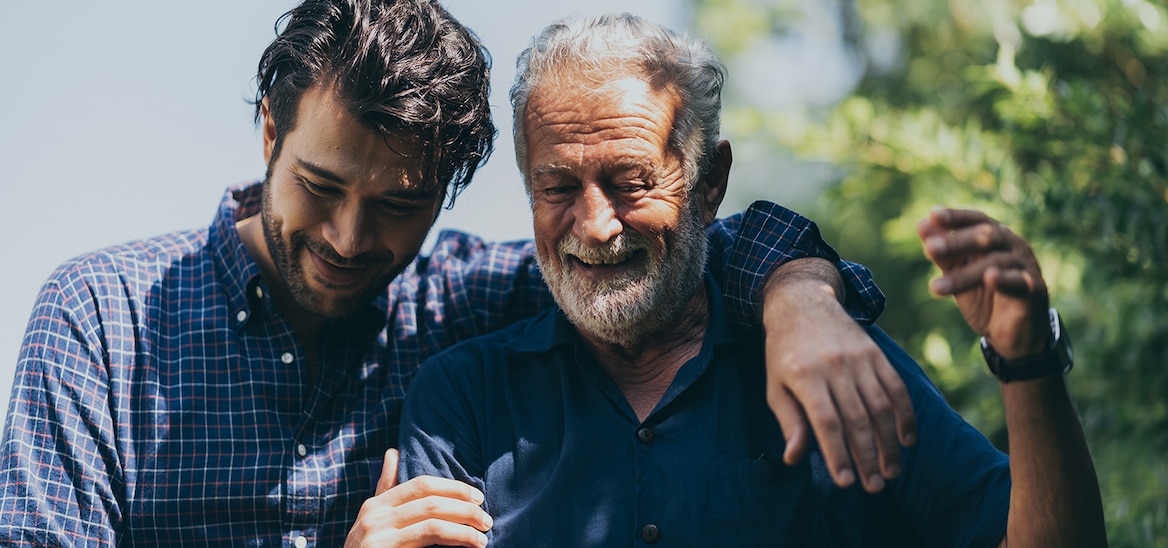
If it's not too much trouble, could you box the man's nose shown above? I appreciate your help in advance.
[322,200,377,259]
[573,183,623,246]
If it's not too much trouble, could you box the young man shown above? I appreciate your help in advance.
[1,1,910,546]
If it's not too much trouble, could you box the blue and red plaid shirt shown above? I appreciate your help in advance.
[0,181,882,547]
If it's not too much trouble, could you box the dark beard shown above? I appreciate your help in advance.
[258,178,399,320]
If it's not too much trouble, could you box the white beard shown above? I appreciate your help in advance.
[538,199,708,346]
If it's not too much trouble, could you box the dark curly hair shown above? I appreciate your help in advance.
[253,0,494,207]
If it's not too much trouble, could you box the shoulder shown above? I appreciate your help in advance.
[412,309,557,385]
[422,309,555,369]
[37,228,212,310]
[860,324,946,401]
[411,230,535,274]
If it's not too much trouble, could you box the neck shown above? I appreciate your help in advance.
[578,288,709,422]
[236,215,323,379]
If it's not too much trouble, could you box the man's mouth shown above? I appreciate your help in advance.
[307,248,376,288]
[566,249,645,275]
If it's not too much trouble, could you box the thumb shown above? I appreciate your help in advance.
[376,448,399,495]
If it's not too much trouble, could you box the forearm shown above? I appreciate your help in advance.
[1001,376,1106,547]
[764,257,847,308]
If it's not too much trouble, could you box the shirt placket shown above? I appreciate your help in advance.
[283,341,323,548]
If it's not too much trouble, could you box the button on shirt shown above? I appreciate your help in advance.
[0,182,882,546]
[398,276,1011,547]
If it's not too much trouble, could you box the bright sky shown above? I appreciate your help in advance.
[0,0,684,424]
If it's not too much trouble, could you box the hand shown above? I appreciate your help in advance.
[917,207,1050,358]
[345,448,492,548]
[762,270,916,494]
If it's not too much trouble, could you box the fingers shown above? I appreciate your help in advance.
[852,357,913,483]
[920,217,1013,269]
[917,207,994,238]
[767,386,810,465]
[830,379,884,493]
[929,252,1034,296]
[918,208,1044,300]
[765,329,917,493]
[985,265,1042,299]
[795,378,856,489]
[872,356,917,449]
[377,448,399,495]
[392,518,490,548]
[385,475,485,509]
[391,492,493,533]
[346,475,492,548]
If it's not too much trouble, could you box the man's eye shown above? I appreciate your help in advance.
[612,180,649,195]
[540,186,577,202]
[379,201,419,216]
[302,180,340,197]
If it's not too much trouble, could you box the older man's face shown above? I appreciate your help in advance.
[522,75,708,344]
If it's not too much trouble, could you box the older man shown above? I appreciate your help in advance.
[387,13,1105,547]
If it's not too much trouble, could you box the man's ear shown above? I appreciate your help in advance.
[261,97,277,166]
[698,140,732,226]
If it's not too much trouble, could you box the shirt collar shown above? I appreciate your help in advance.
[209,181,266,330]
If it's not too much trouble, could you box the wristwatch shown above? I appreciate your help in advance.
[980,308,1074,383]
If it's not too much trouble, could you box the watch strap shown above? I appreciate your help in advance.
[981,308,1073,383]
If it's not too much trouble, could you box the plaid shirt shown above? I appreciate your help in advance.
[0,181,882,547]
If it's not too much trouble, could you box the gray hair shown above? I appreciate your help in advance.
[510,13,726,191]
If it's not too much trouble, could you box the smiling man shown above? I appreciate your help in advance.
[392,13,1105,547]
[0,1,913,546]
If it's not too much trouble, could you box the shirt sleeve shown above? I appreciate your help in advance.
[396,347,487,493]
[0,271,122,547]
[707,200,885,326]
[420,231,554,345]
[870,326,1011,547]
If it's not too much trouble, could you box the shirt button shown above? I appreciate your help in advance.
[281,352,295,364]
[293,535,307,548]
[236,310,248,323]
[641,524,660,543]
[296,443,308,457]
[636,427,654,444]
[254,286,264,299]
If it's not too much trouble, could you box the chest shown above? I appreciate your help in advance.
[478,351,833,546]
[105,307,403,544]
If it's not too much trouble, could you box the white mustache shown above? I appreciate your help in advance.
[557,233,648,266]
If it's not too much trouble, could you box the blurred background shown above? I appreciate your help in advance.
[1,0,1165,544]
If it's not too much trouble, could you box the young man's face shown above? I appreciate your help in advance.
[259,85,443,319]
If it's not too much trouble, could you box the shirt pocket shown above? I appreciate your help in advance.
[709,455,811,544]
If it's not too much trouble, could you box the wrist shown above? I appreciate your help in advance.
[981,308,1074,383]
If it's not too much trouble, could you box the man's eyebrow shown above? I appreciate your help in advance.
[610,158,655,174]
[531,164,574,179]
[380,185,441,201]
[296,159,439,200]
[295,160,346,185]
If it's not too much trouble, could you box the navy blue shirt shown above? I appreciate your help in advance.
[399,276,1012,547]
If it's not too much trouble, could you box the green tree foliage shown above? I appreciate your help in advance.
[692,0,1168,544]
